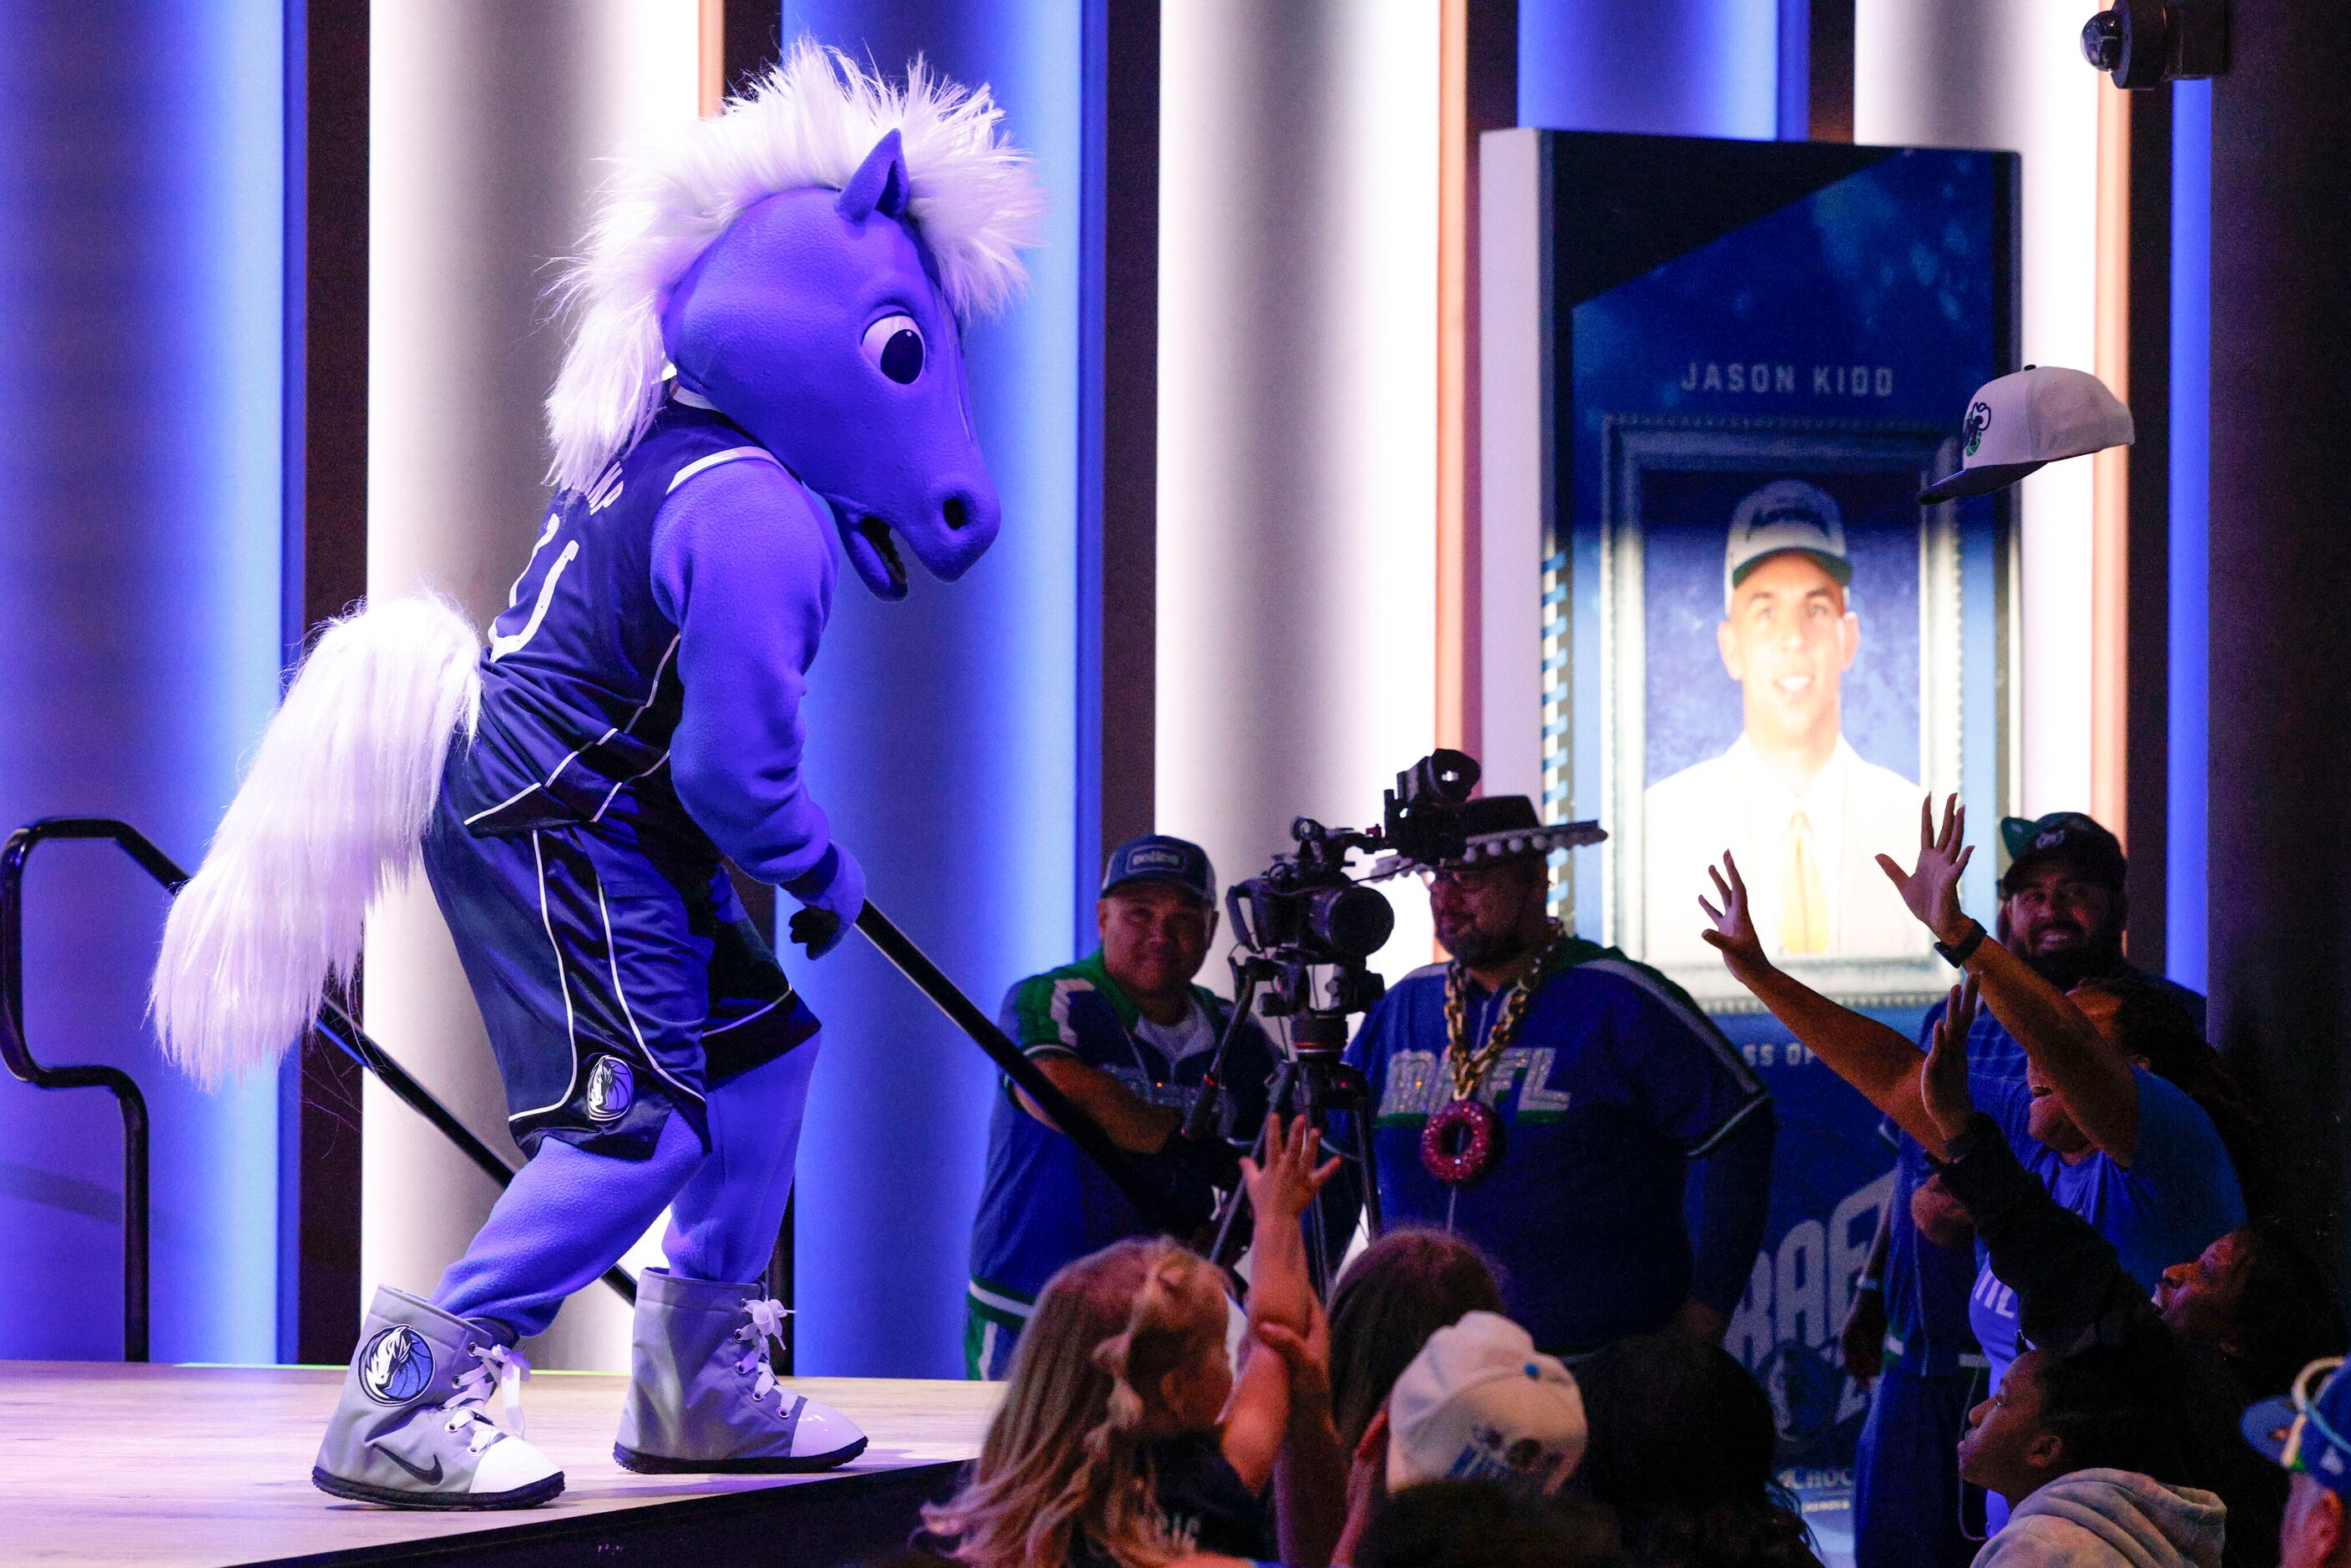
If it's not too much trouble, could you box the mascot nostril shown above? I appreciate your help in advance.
[148,39,1044,1510]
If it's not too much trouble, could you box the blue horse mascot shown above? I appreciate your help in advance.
[149,44,1043,1510]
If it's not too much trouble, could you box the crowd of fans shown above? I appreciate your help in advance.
[888,794,2349,1567]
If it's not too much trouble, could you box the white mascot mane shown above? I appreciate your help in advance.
[152,41,1042,1087]
[545,37,1046,494]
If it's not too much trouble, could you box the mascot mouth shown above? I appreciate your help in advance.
[847,515,909,601]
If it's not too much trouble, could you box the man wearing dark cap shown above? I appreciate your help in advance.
[1843,807,2206,1567]
[1342,794,1777,1353]
[962,833,1278,1378]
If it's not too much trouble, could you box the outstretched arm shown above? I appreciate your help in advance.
[651,460,862,951]
[1700,854,1946,1151]
[1879,797,2140,1162]
[1917,991,2154,1354]
[1221,1117,1341,1495]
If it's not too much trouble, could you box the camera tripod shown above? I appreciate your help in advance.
[1203,1007,1383,1299]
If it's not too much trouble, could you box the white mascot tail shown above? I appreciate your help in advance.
[151,596,483,1087]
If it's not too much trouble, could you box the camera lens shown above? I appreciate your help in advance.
[2080,9,2123,71]
[1305,883,1396,961]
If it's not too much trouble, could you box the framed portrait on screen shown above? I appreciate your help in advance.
[1600,416,1964,1009]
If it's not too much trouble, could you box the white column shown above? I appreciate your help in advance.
[1157,0,1443,969]
[364,0,697,1372]
[1855,0,2101,816]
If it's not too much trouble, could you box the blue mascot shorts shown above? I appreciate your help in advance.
[420,774,819,1161]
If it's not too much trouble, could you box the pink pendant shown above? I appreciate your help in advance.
[1420,1097,1504,1185]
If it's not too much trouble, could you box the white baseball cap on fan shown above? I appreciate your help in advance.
[1385,1312,1587,1496]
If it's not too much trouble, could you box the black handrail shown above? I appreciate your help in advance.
[0,819,159,1360]
[0,817,637,1363]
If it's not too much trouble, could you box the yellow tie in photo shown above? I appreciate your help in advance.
[1782,811,1830,955]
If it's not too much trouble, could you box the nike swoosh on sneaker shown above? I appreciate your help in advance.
[377,1448,445,1486]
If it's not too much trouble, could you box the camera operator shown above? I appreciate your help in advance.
[963,835,1280,1379]
[1340,795,1777,1357]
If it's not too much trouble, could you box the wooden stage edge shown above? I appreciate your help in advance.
[3,1361,1001,1567]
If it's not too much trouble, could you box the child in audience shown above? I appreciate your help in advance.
[1957,1343,2224,1566]
[923,1116,1341,1568]
[1573,1331,1825,1568]
[1326,1228,1505,1455]
[1181,1308,1592,1568]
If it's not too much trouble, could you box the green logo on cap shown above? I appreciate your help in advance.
[1964,401,1992,458]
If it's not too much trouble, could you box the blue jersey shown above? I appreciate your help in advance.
[1966,1065,2244,1398]
[447,395,843,895]
[1347,943,1769,1355]
[1881,965,2204,1379]
[968,950,1279,1314]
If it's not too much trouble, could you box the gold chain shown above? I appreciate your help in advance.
[1441,922,1566,1102]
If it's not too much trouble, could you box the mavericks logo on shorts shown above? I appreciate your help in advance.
[359,1324,435,1405]
[585,1055,635,1123]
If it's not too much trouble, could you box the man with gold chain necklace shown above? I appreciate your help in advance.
[1342,795,1777,1356]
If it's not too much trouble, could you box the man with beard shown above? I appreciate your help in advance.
[1341,796,1776,1354]
[1842,809,2206,1568]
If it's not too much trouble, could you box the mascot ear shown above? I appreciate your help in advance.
[837,129,911,223]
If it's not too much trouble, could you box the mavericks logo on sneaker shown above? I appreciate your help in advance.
[359,1325,436,1405]
[585,1055,635,1123]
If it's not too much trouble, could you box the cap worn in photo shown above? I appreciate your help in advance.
[1723,478,1851,613]
[1919,366,2135,503]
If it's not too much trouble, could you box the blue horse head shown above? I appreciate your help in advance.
[661,131,987,600]
[546,43,1043,602]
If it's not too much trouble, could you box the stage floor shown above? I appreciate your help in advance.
[3,1359,999,1566]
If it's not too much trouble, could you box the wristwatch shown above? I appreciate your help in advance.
[1933,919,1988,968]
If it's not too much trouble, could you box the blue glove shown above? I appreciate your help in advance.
[783,843,865,960]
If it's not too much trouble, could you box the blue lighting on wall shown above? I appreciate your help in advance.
[1519,0,1778,139]
[779,0,1090,1377]
[0,1,285,1361]
[2166,81,2211,992]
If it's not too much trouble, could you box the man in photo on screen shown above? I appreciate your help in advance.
[1645,478,1928,966]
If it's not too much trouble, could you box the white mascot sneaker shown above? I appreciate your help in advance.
[614,1267,867,1473]
[313,1287,564,1509]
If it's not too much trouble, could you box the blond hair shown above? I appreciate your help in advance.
[925,1238,1221,1568]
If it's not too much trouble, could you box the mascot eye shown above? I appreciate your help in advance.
[862,313,924,384]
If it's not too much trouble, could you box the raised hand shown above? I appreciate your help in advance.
[1876,794,1974,947]
[1240,1114,1342,1229]
[1919,974,1979,1146]
[1698,852,1772,986]
[1251,1297,1333,1434]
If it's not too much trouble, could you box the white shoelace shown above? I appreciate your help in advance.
[442,1343,531,1451]
[732,1297,794,1405]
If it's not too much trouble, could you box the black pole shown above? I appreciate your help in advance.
[853,901,1189,1236]
[2209,0,2351,1292]
[309,1003,637,1307]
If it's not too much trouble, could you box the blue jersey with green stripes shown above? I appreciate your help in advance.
[968,950,1279,1308]
[1347,943,1768,1353]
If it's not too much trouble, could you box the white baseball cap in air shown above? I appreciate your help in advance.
[1386,1311,1588,1496]
[1919,366,2135,503]
[1723,479,1849,613]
